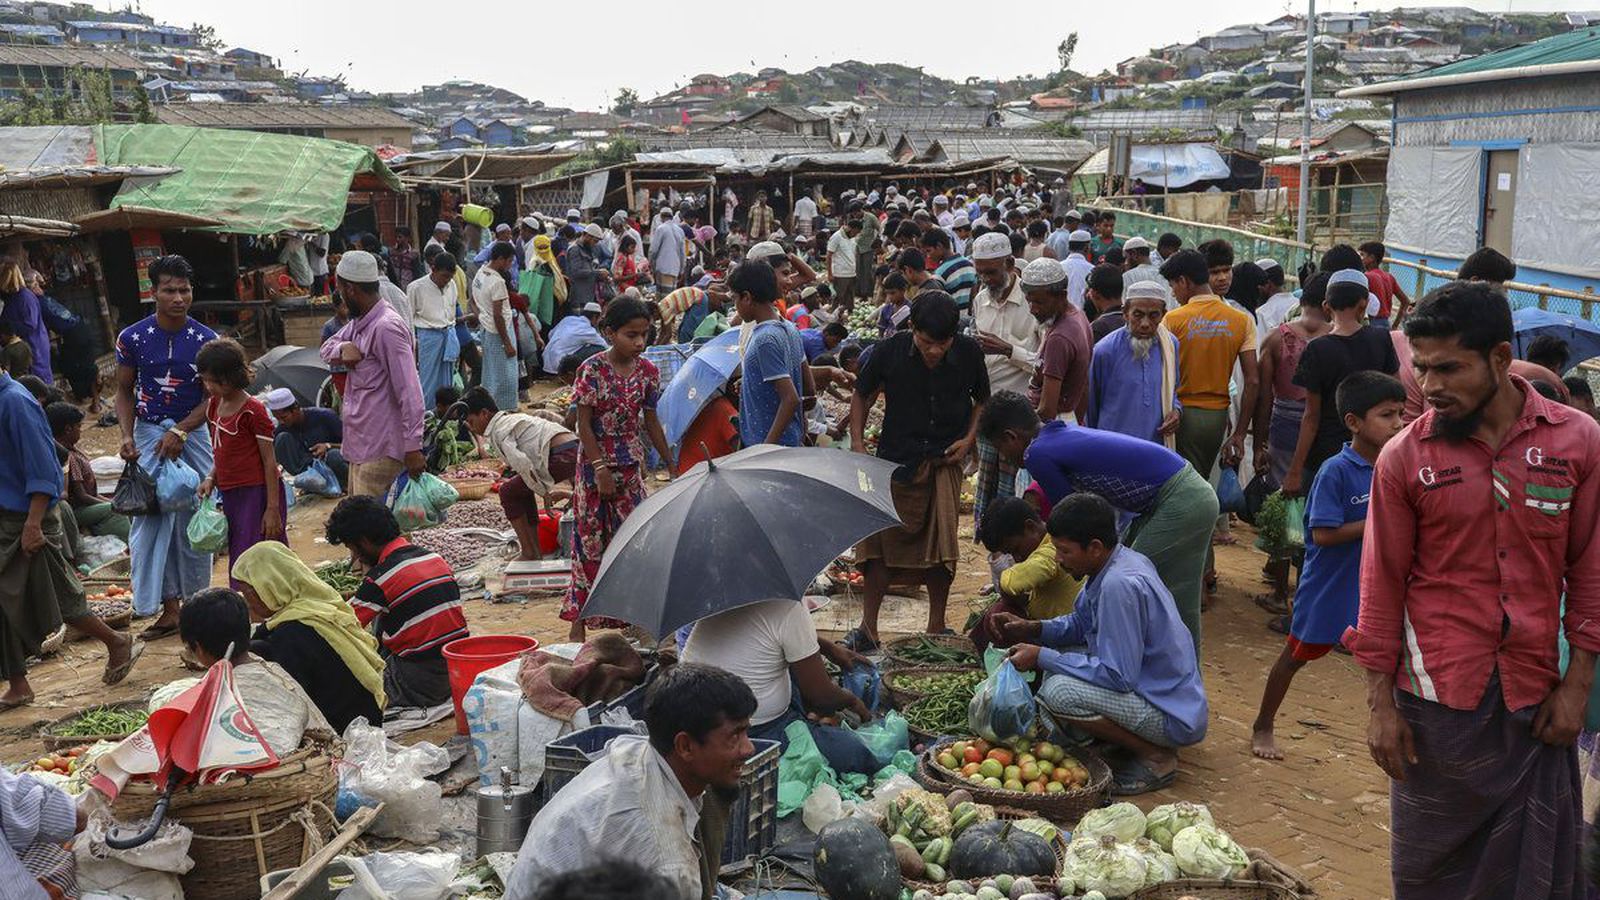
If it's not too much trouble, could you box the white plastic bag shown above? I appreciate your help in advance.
[802,782,845,833]
[336,850,460,900]
[75,816,192,900]
[463,658,590,787]
[338,718,451,843]
[78,534,127,571]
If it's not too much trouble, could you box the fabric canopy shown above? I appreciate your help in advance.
[93,124,401,235]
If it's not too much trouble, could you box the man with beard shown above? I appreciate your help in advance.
[1087,282,1180,446]
[1347,281,1600,900]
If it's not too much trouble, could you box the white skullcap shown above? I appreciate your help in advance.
[565,208,581,219]
[433,221,452,233]
[1123,236,1150,251]
[1254,257,1280,271]
[1328,269,1368,288]
[970,232,1012,260]
[1069,229,1092,242]
[582,301,603,314]
[1125,281,1168,303]
[335,250,380,282]
[951,213,971,228]
[747,240,786,261]
[264,387,297,411]
[1019,257,1068,288]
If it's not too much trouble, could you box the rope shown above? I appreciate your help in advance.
[188,799,335,848]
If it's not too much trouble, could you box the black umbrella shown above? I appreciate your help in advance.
[249,345,332,409]
[582,445,904,638]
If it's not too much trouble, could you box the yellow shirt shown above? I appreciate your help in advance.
[1163,296,1256,410]
[999,536,1082,620]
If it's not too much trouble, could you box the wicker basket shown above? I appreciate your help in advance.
[108,738,341,900]
[882,666,986,710]
[1131,880,1300,900]
[40,700,148,752]
[917,741,1112,826]
[882,634,982,670]
[445,477,495,501]
[899,806,1068,892]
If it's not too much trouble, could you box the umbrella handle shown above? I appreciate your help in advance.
[104,772,182,850]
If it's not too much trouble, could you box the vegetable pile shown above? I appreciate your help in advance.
[444,498,511,530]
[443,467,500,481]
[903,693,973,737]
[49,705,148,738]
[884,788,1000,884]
[893,637,981,667]
[410,527,509,572]
[314,560,364,596]
[84,584,131,604]
[936,737,1091,795]
[1053,801,1249,898]
[844,305,882,342]
[894,670,985,705]
[25,747,86,776]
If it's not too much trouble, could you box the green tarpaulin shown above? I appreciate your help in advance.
[93,123,401,236]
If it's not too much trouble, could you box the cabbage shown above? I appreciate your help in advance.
[1063,835,1147,899]
[1131,837,1181,886]
[1171,822,1250,879]
[1144,801,1215,851]
[1074,802,1147,843]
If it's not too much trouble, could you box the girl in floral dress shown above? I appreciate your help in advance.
[565,296,672,641]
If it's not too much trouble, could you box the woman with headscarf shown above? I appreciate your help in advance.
[0,263,51,382]
[521,234,567,330]
[232,541,386,732]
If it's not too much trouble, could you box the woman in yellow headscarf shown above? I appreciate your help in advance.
[233,542,387,732]
[520,234,567,329]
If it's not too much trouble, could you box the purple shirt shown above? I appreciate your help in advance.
[320,299,424,464]
[1,288,52,381]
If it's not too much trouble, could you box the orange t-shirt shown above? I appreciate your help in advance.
[676,397,739,475]
[1163,296,1256,410]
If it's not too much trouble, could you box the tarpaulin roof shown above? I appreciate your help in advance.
[1072,142,1231,188]
[93,123,401,235]
[0,126,96,171]
[386,144,576,184]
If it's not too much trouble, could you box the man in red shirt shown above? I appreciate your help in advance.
[1347,281,1600,899]
[1359,241,1410,330]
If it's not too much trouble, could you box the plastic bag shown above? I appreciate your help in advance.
[968,659,1036,743]
[338,717,451,842]
[838,662,883,713]
[848,711,909,770]
[419,472,459,511]
[337,850,460,900]
[386,472,451,533]
[185,493,228,553]
[78,534,127,571]
[1284,496,1307,551]
[1216,466,1245,514]
[293,458,343,497]
[1240,470,1280,526]
[153,457,200,513]
[110,461,160,517]
[801,782,845,834]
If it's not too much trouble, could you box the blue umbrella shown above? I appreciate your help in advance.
[657,328,744,446]
[1512,307,1600,365]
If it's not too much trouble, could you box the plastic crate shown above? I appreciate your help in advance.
[538,724,780,865]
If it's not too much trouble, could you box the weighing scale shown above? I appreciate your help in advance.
[502,558,572,592]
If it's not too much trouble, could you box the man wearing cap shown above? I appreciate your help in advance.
[1252,260,1297,340]
[648,207,686,292]
[543,302,605,377]
[320,250,426,498]
[408,251,462,404]
[825,218,861,310]
[1121,237,1170,309]
[933,195,953,230]
[266,388,347,493]
[1021,258,1092,424]
[1088,281,1181,446]
[1063,229,1095,310]
[949,213,972,256]
[425,221,452,255]
[566,224,607,313]
[471,242,521,412]
[968,231,1039,526]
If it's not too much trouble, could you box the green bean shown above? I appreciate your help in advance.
[897,637,979,665]
[54,706,148,737]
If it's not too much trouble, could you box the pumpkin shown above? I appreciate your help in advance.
[813,818,903,900]
[947,819,1056,879]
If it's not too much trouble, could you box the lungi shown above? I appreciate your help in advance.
[1174,406,1230,575]
[1124,463,1218,654]
[383,650,452,709]
[478,330,519,412]
[1391,672,1582,899]
[127,419,213,616]
[415,325,460,408]
[853,460,961,575]
[1267,398,1305,485]
[0,507,82,679]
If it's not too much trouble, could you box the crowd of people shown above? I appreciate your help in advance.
[0,168,1595,899]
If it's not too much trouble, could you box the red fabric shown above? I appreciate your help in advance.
[207,395,274,490]
[1366,268,1399,318]
[1347,376,1600,712]
[1286,635,1335,661]
[1509,359,1571,402]
[352,537,469,658]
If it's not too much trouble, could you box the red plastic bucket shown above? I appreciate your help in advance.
[442,635,539,734]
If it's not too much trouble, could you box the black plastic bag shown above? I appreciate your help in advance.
[1240,469,1281,526]
[110,461,160,517]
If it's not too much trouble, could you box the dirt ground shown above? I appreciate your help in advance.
[1,377,1394,900]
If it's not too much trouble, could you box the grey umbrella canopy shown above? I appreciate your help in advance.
[582,445,904,639]
[249,345,332,408]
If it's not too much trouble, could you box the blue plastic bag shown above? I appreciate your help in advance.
[1216,466,1245,513]
[968,659,1036,742]
[838,663,884,713]
[293,458,343,498]
[154,457,200,513]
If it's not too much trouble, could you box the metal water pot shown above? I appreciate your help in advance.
[476,766,538,856]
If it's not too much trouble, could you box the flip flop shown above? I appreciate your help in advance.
[1254,594,1290,615]
[1110,759,1177,796]
[103,640,145,685]
[0,695,33,711]
[1266,614,1291,635]
[137,622,179,642]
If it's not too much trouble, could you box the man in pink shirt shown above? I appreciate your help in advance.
[320,251,426,497]
[1347,281,1600,899]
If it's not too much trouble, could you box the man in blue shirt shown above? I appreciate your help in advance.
[732,261,804,447]
[980,391,1217,653]
[0,371,141,706]
[798,323,847,363]
[1085,282,1180,443]
[996,492,1207,795]
[265,388,347,493]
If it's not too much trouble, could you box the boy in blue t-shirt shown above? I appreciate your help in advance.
[1250,370,1406,761]
[731,259,805,447]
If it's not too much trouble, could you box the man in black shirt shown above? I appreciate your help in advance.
[846,292,990,651]
[265,388,347,492]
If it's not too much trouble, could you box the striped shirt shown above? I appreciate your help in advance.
[352,538,469,659]
[936,256,977,310]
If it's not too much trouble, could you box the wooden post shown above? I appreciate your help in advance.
[624,167,635,213]
[1414,258,1427,302]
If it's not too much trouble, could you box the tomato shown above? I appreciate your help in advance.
[972,739,992,757]
[1024,780,1046,794]
[1044,780,1067,794]
[963,746,983,764]
[937,752,959,770]
[978,759,1004,779]
[961,761,981,777]
[986,748,1014,767]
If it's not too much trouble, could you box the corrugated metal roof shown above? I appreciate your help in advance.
[0,44,143,69]
[859,106,999,129]
[899,131,1096,166]
[1342,27,1600,96]
[155,103,415,130]
[639,132,836,153]
[1072,108,1231,132]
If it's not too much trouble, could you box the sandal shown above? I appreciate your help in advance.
[137,622,180,642]
[842,627,879,653]
[102,640,145,685]
[0,694,33,711]
[1254,594,1290,616]
[1110,759,1177,796]
[1266,615,1291,635]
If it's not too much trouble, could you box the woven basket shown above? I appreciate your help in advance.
[40,700,147,752]
[882,634,982,670]
[900,806,1068,892]
[1131,880,1300,900]
[107,738,341,900]
[883,666,986,710]
[445,477,495,501]
[917,741,1112,826]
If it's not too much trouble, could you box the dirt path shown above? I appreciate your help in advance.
[12,407,1392,899]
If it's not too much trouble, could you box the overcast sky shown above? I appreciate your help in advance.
[131,0,1595,109]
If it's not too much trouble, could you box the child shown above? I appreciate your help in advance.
[321,292,350,398]
[48,402,130,542]
[566,296,672,641]
[195,338,285,583]
[1358,241,1409,329]
[972,497,1083,650]
[0,321,31,378]
[1250,370,1405,760]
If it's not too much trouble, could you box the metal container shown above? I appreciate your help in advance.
[557,513,575,559]
[476,767,538,856]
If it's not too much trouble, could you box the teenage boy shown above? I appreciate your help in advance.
[1282,270,1399,497]
[732,260,805,447]
[1250,371,1406,760]
[1359,241,1409,329]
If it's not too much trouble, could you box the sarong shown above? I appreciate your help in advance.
[1174,406,1229,574]
[415,326,460,407]
[478,330,518,412]
[1124,464,1218,655]
[1391,672,1582,899]
[383,651,452,709]
[0,508,80,679]
[854,460,961,574]
[218,481,287,588]
[128,419,213,616]
[1268,398,1304,485]
[562,461,643,628]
